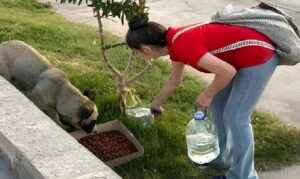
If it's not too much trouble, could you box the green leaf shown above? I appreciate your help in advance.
[58,0,148,21]
[121,12,125,25]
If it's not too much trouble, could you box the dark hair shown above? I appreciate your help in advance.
[126,15,167,50]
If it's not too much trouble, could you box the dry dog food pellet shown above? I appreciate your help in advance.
[78,130,138,161]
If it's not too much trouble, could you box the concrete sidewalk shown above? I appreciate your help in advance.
[39,0,300,178]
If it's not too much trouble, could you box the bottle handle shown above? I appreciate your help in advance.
[194,104,207,120]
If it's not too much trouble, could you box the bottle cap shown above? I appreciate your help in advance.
[194,105,207,120]
[194,111,205,120]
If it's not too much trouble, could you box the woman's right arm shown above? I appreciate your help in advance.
[150,61,185,115]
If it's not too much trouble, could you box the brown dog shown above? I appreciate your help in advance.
[0,40,98,133]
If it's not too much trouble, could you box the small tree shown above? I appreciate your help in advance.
[59,0,151,111]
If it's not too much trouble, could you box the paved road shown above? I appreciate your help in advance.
[39,0,300,178]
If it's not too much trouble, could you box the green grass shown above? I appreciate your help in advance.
[1,0,300,178]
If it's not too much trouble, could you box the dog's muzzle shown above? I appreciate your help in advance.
[81,120,97,134]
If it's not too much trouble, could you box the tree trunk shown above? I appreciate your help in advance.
[95,2,151,112]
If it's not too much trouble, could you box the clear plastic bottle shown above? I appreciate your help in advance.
[185,107,220,164]
[125,107,154,127]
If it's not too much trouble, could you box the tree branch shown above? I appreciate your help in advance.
[122,51,135,77]
[124,60,152,86]
[96,11,122,78]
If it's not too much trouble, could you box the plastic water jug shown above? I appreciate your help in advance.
[125,107,154,127]
[185,107,220,164]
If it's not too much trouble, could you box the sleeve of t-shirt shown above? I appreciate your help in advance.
[173,33,208,67]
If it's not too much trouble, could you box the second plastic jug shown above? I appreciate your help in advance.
[125,107,154,127]
[185,107,220,164]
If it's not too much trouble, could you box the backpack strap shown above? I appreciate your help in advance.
[171,22,209,44]
[210,40,275,54]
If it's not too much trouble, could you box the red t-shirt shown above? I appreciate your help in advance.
[166,23,275,73]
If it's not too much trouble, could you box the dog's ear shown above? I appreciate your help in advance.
[83,89,96,101]
[78,104,93,119]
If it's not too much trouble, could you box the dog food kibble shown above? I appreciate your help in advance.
[78,131,138,161]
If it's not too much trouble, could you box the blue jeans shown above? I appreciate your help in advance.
[210,54,278,179]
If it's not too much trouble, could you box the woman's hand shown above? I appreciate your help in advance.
[196,91,214,109]
[149,61,184,117]
[150,102,164,116]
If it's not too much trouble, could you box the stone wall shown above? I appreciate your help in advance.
[0,76,121,179]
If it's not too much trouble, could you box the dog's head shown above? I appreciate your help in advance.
[77,89,99,134]
[57,89,98,134]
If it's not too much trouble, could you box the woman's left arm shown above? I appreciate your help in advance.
[196,52,237,108]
